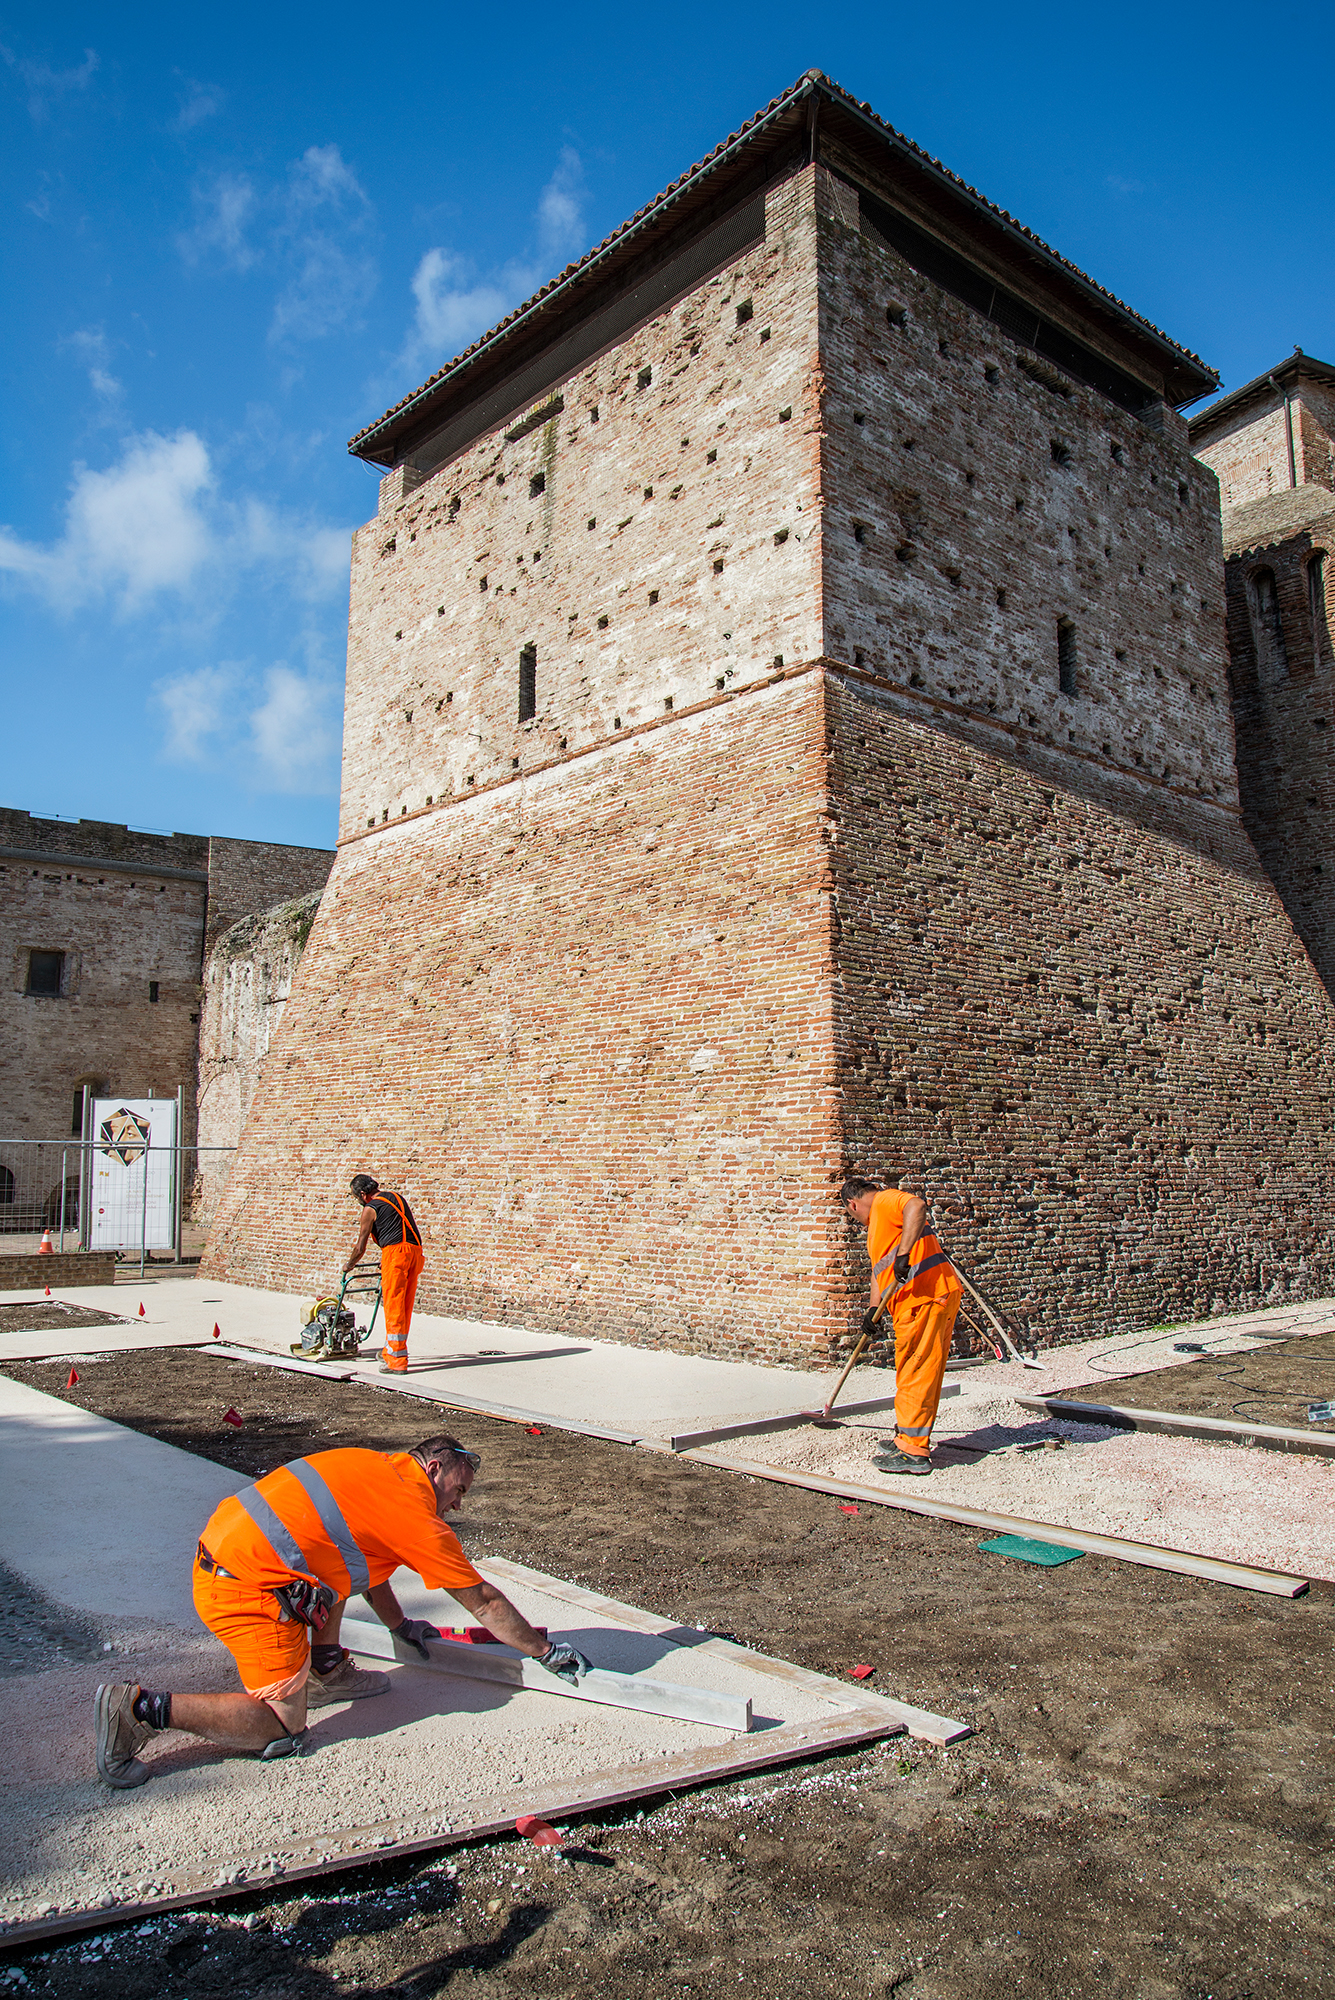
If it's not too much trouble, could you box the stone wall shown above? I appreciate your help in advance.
[816,169,1234,801]
[827,676,1335,1341]
[1218,485,1335,995]
[194,892,323,1224]
[340,170,822,838]
[205,677,844,1363]
[205,838,334,954]
[1191,372,1335,511]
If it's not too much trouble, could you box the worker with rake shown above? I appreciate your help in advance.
[344,1171,424,1374]
[841,1176,961,1475]
[94,1433,594,1789]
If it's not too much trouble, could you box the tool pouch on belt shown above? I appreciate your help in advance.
[272,1577,337,1630]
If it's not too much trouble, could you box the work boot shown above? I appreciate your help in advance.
[306,1650,390,1707]
[95,1683,157,1788]
[377,1361,407,1375]
[871,1447,933,1476]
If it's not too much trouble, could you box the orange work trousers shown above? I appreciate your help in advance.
[380,1241,424,1371]
[892,1290,961,1457]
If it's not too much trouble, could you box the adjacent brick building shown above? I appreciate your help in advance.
[0,809,332,1231]
[204,73,1335,1358]
[1189,355,1335,996]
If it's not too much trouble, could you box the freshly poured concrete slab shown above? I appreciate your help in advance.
[0,1380,914,1942]
[5,1277,907,1442]
[0,1374,246,1632]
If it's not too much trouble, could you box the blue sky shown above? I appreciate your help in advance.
[1,2,1325,851]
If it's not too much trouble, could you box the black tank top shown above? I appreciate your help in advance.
[368,1193,421,1249]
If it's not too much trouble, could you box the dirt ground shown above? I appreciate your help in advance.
[1076,1327,1335,1433]
[3,1345,1333,1999]
[0,1302,127,1336]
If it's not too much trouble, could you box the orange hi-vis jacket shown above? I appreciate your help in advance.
[867,1189,961,1311]
[199,1448,483,1601]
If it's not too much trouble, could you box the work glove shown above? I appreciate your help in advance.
[893,1251,912,1284]
[860,1308,882,1340]
[393,1617,442,1661]
[539,1641,593,1684]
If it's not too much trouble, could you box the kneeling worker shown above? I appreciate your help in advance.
[841,1176,962,1476]
[345,1172,423,1374]
[95,1433,593,1788]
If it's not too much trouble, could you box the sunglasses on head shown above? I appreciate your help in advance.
[454,1450,481,1472]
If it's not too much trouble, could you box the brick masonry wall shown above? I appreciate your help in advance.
[1220,493,1335,994]
[827,676,1335,1341]
[195,892,322,1223]
[339,169,824,838]
[816,176,1235,804]
[0,1252,116,1289]
[204,676,846,1364]
[0,859,206,1142]
[1192,380,1335,511]
[205,837,334,953]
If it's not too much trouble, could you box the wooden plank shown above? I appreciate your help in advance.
[683,1449,1311,1598]
[478,1558,972,1746]
[1015,1393,1335,1460]
[340,1616,753,1732]
[0,1708,898,1950]
[669,1382,961,1454]
[209,1344,354,1381]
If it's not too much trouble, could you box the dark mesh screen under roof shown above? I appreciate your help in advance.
[857,185,1159,418]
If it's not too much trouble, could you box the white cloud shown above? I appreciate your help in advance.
[170,74,223,134]
[270,145,376,343]
[394,150,588,381]
[152,659,341,796]
[250,665,341,791]
[0,428,351,612]
[1105,174,1147,196]
[178,171,259,270]
[155,662,238,762]
[63,326,124,410]
[1,42,98,121]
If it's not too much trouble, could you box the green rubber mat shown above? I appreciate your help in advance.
[978,1533,1084,1567]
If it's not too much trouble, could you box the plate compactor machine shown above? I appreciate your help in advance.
[292,1262,382,1362]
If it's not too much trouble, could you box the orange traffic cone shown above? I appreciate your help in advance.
[37,1230,54,1255]
[138,1302,146,1317]
[212,1323,221,1339]
[66,1367,80,1388]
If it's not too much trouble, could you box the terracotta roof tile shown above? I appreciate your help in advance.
[350,70,1214,456]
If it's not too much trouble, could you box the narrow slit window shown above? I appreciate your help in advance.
[518,643,537,723]
[26,950,63,997]
[149,981,160,1003]
[1252,568,1288,683]
[1057,618,1078,696]
[1309,553,1328,656]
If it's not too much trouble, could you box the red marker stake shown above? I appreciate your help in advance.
[849,1664,875,1681]
[138,1303,146,1317]
[839,1503,859,1515]
[526,1425,542,1436]
[212,1324,221,1340]
[66,1367,80,1388]
[515,1815,563,1847]
[222,1407,243,1428]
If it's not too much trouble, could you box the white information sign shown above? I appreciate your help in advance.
[89,1098,178,1253]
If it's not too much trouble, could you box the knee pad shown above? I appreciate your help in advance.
[259,1726,309,1762]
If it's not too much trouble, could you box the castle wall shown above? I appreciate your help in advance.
[204,676,847,1364]
[815,174,1234,803]
[339,168,823,837]
[827,678,1335,1338]
[1192,381,1335,510]
[194,891,322,1224]
[0,816,208,1146]
[1221,493,1335,995]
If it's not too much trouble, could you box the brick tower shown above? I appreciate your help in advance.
[204,75,1335,1359]
[1189,353,1335,996]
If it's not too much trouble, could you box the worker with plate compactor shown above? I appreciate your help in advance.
[94,1433,595,1788]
